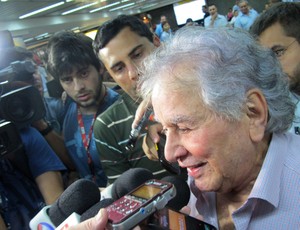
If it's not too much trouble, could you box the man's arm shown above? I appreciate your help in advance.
[0,216,7,230]
[20,127,66,204]
[35,171,64,204]
[32,119,75,170]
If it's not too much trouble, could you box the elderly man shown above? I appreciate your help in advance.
[140,26,299,229]
[70,26,300,230]
[250,2,300,135]
[234,0,258,30]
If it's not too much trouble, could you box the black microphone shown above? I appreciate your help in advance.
[111,168,154,200]
[29,179,101,228]
[48,179,100,226]
[80,198,114,222]
[125,109,152,151]
[161,175,190,210]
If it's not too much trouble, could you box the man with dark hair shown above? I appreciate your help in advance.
[47,31,119,187]
[155,15,171,39]
[92,15,173,183]
[250,2,300,135]
[199,5,210,27]
[204,4,228,28]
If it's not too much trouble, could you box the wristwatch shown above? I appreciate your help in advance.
[39,121,53,136]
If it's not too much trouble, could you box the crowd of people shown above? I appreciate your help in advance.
[0,1,299,229]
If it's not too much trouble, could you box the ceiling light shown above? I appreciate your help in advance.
[19,1,65,19]
[122,4,137,11]
[62,2,98,15]
[109,2,135,11]
[141,3,157,9]
[24,38,34,43]
[35,32,49,38]
[89,1,120,13]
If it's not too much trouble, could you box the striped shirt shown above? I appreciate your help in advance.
[188,132,300,229]
[94,92,170,184]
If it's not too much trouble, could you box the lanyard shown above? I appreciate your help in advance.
[77,106,96,181]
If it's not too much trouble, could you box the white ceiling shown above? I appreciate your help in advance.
[0,0,179,47]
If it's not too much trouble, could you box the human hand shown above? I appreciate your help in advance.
[142,123,163,161]
[211,13,217,21]
[68,209,108,230]
[68,209,142,230]
[132,99,151,130]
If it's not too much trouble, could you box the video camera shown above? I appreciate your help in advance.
[0,60,45,158]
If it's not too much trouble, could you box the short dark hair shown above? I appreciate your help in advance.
[250,2,300,43]
[46,31,101,81]
[93,15,154,55]
[186,18,193,23]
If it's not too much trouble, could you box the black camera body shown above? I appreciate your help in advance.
[0,85,45,129]
[0,61,45,158]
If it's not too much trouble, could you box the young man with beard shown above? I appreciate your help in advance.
[92,15,175,183]
[250,2,300,135]
[47,31,119,187]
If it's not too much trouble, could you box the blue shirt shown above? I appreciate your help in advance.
[289,93,300,135]
[21,127,66,178]
[160,31,173,42]
[44,97,65,134]
[234,10,259,31]
[0,127,66,230]
[63,88,118,187]
[204,14,228,28]
[188,133,300,229]
[155,24,171,39]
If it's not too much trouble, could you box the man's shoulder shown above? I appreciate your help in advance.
[218,14,227,20]
[96,94,134,124]
[204,16,211,21]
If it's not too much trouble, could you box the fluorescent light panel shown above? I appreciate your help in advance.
[19,1,65,19]
[141,3,157,9]
[89,1,120,13]
[62,1,98,15]
[122,4,138,11]
[109,2,135,11]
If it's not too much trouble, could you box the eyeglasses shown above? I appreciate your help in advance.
[156,134,182,175]
[273,39,297,58]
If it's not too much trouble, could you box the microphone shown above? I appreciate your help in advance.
[161,175,190,210]
[125,109,152,151]
[29,205,55,229]
[30,179,100,229]
[111,168,154,200]
[80,198,114,222]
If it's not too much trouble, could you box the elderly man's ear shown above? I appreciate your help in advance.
[246,89,268,142]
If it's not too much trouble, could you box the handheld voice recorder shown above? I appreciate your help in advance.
[106,179,176,230]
